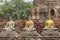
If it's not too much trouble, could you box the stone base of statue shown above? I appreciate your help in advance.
[41,27,60,40]
[20,28,41,40]
[0,29,20,39]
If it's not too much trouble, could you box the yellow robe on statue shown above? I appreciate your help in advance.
[23,20,34,30]
[25,20,32,28]
[45,20,53,28]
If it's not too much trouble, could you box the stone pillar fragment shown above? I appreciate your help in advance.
[31,8,35,19]
[36,7,40,19]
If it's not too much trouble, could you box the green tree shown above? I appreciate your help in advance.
[0,0,32,19]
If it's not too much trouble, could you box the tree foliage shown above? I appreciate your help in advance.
[0,0,32,19]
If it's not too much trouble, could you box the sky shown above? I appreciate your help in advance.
[24,0,33,2]
[0,0,33,5]
[0,0,33,2]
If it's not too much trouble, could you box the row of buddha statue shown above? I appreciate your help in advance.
[2,18,54,32]
[0,18,55,38]
[3,19,35,31]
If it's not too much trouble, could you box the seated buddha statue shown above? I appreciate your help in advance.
[3,19,15,31]
[45,19,54,29]
[23,19,34,31]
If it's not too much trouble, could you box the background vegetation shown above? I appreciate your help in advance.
[0,0,33,20]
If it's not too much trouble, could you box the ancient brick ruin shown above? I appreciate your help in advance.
[31,0,60,19]
[31,0,60,33]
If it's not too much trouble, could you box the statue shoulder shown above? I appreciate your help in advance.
[7,21,10,24]
[49,20,53,22]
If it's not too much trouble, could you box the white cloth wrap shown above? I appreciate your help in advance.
[4,21,15,31]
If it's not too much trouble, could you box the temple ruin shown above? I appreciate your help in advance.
[31,0,60,19]
[31,0,60,33]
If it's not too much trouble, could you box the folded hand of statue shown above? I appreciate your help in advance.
[23,26,28,30]
[3,28,6,31]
